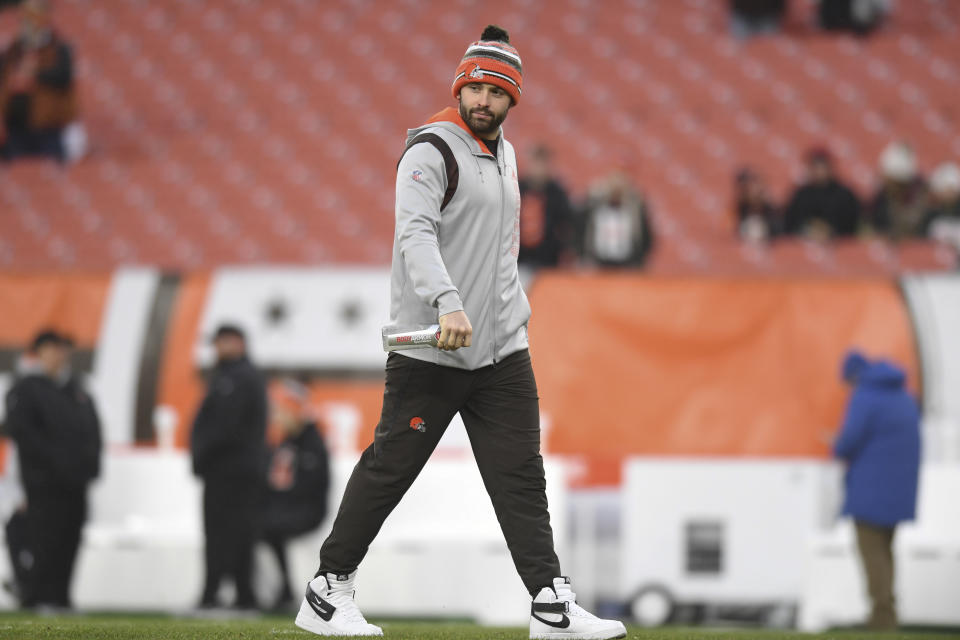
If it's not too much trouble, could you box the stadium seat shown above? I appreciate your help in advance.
[1,0,958,272]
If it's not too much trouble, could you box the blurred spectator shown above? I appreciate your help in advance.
[0,342,39,605]
[3,329,101,609]
[833,350,920,632]
[190,324,267,610]
[871,142,928,240]
[262,379,330,610]
[1,457,27,605]
[734,167,780,242]
[518,145,574,270]
[783,148,861,240]
[0,0,78,163]
[729,0,786,39]
[819,0,891,35]
[922,162,960,252]
[581,171,655,268]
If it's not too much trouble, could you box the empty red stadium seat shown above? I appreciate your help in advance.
[1,0,958,273]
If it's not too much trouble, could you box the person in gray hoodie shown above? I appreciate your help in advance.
[295,26,626,640]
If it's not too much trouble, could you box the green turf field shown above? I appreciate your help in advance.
[0,615,958,640]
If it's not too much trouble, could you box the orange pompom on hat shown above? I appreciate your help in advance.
[452,25,523,105]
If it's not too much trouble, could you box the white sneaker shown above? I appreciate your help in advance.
[529,577,627,640]
[295,571,383,636]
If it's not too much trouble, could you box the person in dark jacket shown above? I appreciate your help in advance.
[3,329,101,609]
[518,145,574,271]
[729,0,786,39]
[0,343,41,605]
[190,324,267,610]
[0,0,78,162]
[262,379,330,610]
[784,148,862,240]
[833,350,921,632]
[818,0,890,35]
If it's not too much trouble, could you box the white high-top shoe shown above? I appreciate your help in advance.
[295,571,383,636]
[530,577,627,640]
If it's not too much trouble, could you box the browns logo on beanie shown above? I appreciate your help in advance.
[452,25,523,105]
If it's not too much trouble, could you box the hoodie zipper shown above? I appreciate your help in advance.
[475,144,503,366]
[415,118,505,367]
[493,150,504,365]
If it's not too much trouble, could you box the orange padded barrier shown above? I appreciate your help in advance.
[0,273,110,347]
[527,274,919,486]
[307,381,387,452]
[0,271,921,488]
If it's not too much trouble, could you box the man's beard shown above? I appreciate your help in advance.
[459,102,507,138]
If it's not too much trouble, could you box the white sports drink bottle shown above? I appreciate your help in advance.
[381,324,442,351]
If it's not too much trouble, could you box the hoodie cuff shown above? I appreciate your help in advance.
[436,290,464,316]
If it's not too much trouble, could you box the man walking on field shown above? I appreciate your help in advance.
[295,25,626,640]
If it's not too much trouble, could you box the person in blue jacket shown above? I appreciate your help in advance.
[833,350,921,631]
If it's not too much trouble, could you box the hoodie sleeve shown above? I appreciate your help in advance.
[833,388,871,460]
[395,142,463,316]
[4,383,39,453]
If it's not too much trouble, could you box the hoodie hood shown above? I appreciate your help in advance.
[858,360,906,389]
[406,107,494,156]
[841,350,869,382]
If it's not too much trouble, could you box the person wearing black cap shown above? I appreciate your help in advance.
[190,323,267,610]
[783,148,862,240]
[3,329,101,609]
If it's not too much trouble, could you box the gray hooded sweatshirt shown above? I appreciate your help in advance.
[389,108,530,370]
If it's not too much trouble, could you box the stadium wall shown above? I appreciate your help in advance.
[2,269,959,621]
[3,268,958,480]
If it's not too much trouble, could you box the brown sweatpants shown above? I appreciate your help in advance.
[854,520,898,631]
[317,349,561,595]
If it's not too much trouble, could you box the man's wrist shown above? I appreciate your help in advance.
[437,290,464,316]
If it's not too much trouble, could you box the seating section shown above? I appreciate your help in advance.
[0,0,958,272]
